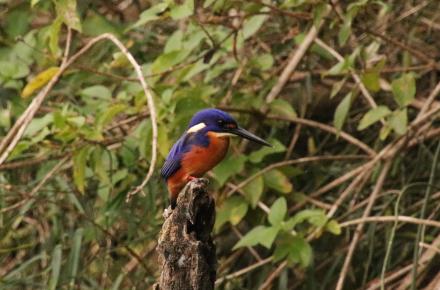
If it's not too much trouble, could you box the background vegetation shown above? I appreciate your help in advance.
[1,0,440,289]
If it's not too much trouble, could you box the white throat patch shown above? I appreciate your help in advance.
[212,132,235,137]
[187,122,206,133]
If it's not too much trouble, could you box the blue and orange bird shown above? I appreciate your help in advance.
[161,108,271,209]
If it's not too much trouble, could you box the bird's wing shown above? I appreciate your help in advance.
[160,133,194,180]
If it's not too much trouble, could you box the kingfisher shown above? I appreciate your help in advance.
[161,108,271,209]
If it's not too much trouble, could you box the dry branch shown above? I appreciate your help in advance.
[155,179,216,290]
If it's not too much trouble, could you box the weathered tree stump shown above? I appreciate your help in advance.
[154,178,216,290]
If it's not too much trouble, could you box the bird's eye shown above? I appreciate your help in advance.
[217,120,225,126]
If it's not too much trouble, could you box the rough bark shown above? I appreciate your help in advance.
[154,178,216,290]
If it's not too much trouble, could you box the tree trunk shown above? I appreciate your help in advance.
[154,178,216,290]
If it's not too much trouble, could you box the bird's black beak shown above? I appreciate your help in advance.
[229,127,272,147]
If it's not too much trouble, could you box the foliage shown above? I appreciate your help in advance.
[1,0,440,289]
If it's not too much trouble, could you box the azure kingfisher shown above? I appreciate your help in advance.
[161,108,271,209]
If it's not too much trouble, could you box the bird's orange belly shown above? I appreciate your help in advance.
[182,134,229,177]
[167,134,229,198]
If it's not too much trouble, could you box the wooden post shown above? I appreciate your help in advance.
[154,179,216,290]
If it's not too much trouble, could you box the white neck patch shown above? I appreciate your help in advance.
[187,122,206,133]
[211,132,235,137]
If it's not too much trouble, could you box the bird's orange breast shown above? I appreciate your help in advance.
[181,132,230,177]
[166,132,230,203]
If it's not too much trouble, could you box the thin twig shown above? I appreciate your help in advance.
[366,260,428,290]
[416,80,440,120]
[215,257,273,285]
[285,123,302,159]
[265,6,330,104]
[314,38,379,112]
[267,114,376,156]
[62,27,72,66]
[340,216,440,229]
[326,167,372,218]
[225,155,366,197]
[336,160,392,290]
[0,157,68,213]
[258,260,287,290]
[365,29,436,66]
[418,242,440,255]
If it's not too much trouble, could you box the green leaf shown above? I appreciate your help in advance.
[330,77,347,99]
[358,106,391,130]
[325,48,359,76]
[233,225,279,249]
[55,0,82,32]
[389,108,408,135]
[80,85,112,100]
[170,0,194,20]
[242,13,268,39]
[263,169,293,193]
[338,19,352,46]
[274,235,313,267]
[313,3,329,27]
[290,236,312,267]
[24,114,53,137]
[285,209,328,230]
[111,274,124,290]
[5,8,30,38]
[254,53,274,71]
[215,196,249,232]
[151,50,191,74]
[260,227,279,248]
[333,92,352,131]
[91,147,110,185]
[11,33,35,65]
[325,220,341,235]
[379,124,392,141]
[269,99,297,119]
[68,228,83,287]
[97,103,127,128]
[268,197,287,226]
[391,73,416,107]
[110,52,130,69]
[0,61,30,79]
[273,240,290,263]
[243,175,264,208]
[212,155,246,186]
[73,147,90,193]
[203,0,216,8]
[164,30,183,53]
[48,245,62,290]
[31,0,42,7]
[282,0,307,8]
[0,106,11,130]
[48,17,63,57]
[157,126,171,159]
[249,139,285,163]
[128,3,168,30]
[83,12,121,36]
[361,71,380,92]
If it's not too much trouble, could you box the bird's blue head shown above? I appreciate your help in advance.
[187,108,271,147]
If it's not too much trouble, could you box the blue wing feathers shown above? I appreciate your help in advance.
[160,133,193,180]
[160,138,183,180]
